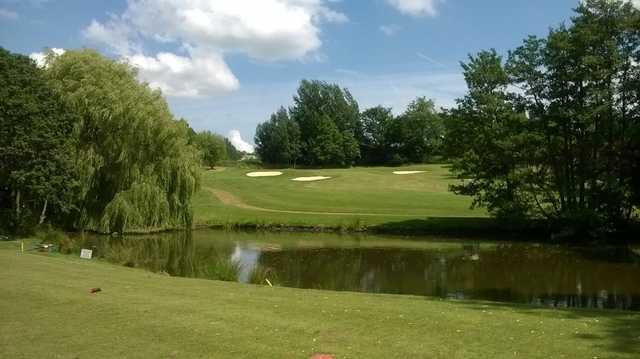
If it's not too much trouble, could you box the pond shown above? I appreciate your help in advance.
[71,230,640,311]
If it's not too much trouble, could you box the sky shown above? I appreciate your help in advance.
[0,0,590,152]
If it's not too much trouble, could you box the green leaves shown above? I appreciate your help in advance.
[0,47,78,231]
[45,49,200,233]
[447,0,640,233]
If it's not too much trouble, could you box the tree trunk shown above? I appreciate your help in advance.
[39,199,48,225]
[15,189,21,220]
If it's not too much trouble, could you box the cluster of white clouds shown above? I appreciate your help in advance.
[83,0,348,98]
[227,130,254,153]
[386,0,441,17]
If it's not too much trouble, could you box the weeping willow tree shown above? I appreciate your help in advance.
[44,49,200,233]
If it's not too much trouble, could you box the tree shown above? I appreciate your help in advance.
[255,107,301,166]
[357,106,394,165]
[45,49,201,233]
[289,80,360,167]
[194,131,227,168]
[396,98,444,163]
[224,138,243,161]
[0,47,77,232]
[446,0,640,233]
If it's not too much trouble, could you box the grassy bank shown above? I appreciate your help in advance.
[193,165,496,234]
[1,242,639,358]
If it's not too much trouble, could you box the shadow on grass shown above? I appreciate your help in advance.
[459,299,640,356]
[371,217,547,239]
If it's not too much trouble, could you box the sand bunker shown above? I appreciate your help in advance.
[393,171,426,175]
[291,176,332,182]
[246,171,283,178]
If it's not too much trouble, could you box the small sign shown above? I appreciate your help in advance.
[80,249,93,260]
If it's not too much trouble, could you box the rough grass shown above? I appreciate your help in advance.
[1,243,639,358]
[194,165,490,232]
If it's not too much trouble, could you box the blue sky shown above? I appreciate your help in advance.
[0,0,580,151]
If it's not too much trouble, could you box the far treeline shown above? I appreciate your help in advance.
[0,48,243,235]
[255,0,640,234]
[255,83,442,167]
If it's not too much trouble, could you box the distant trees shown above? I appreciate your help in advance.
[224,138,243,161]
[394,98,444,164]
[255,107,300,167]
[290,80,361,167]
[445,0,640,231]
[357,106,394,164]
[0,48,77,231]
[194,131,227,168]
[256,81,444,167]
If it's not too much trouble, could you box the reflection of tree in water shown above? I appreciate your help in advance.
[256,244,640,310]
[84,232,239,280]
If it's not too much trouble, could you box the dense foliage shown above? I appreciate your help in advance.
[194,131,227,168]
[43,50,201,233]
[0,48,77,232]
[445,0,640,232]
[255,107,301,167]
[256,81,444,167]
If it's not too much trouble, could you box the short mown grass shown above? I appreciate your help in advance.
[1,242,639,358]
[194,165,491,233]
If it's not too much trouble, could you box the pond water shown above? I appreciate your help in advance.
[72,230,640,311]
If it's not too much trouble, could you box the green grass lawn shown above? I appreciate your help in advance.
[1,242,639,358]
[193,165,490,231]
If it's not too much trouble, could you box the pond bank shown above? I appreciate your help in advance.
[2,245,639,358]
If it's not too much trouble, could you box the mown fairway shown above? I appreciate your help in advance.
[2,243,639,359]
[193,165,487,229]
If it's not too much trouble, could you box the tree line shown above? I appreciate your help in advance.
[255,0,640,234]
[0,48,238,234]
[255,80,444,167]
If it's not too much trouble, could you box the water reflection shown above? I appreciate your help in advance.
[73,230,640,311]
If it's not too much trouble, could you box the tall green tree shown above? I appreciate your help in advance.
[0,47,77,232]
[194,131,227,169]
[45,49,201,233]
[255,107,301,166]
[289,80,360,167]
[446,0,640,232]
[395,98,444,163]
[357,106,395,165]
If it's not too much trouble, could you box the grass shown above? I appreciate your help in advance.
[2,242,639,358]
[193,165,495,233]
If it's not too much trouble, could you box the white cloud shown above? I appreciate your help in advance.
[227,130,255,153]
[379,24,400,36]
[83,19,139,56]
[0,8,18,20]
[127,49,239,97]
[386,0,441,17]
[83,0,346,97]
[29,48,65,67]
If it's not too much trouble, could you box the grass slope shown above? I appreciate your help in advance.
[194,165,490,232]
[1,243,639,358]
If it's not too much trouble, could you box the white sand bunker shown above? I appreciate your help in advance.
[246,171,283,178]
[393,171,426,175]
[291,176,332,182]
